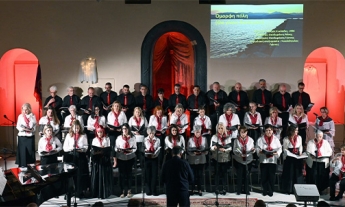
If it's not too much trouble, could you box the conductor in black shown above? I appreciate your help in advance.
[161,146,194,207]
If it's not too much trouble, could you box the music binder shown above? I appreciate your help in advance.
[107,124,122,130]
[305,103,314,112]
[285,150,308,159]
[91,146,111,154]
[188,147,209,153]
[212,141,231,149]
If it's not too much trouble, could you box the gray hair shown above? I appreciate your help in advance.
[175,103,184,111]
[49,85,57,92]
[147,126,156,134]
[67,86,74,91]
[316,130,324,136]
[193,125,202,132]
[21,103,32,113]
[223,103,236,113]
[68,105,76,111]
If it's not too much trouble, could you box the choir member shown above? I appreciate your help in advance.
[128,107,148,168]
[256,124,282,197]
[148,106,168,163]
[115,123,137,198]
[62,86,81,121]
[244,102,263,143]
[16,103,37,167]
[38,106,60,138]
[153,88,169,115]
[80,87,101,126]
[87,105,106,149]
[63,120,89,198]
[252,79,272,124]
[107,101,128,166]
[100,82,117,117]
[63,105,84,129]
[193,106,212,143]
[329,144,345,201]
[187,85,206,129]
[281,125,304,194]
[90,126,113,199]
[164,124,186,162]
[135,84,154,122]
[118,84,136,120]
[233,126,255,195]
[187,125,208,196]
[264,107,283,138]
[288,104,309,147]
[210,122,231,195]
[291,82,311,113]
[169,103,188,138]
[315,107,335,149]
[272,84,291,138]
[228,82,249,125]
[219,103,240,139]
[38,125,62,165]
[206,82,228,134]
[306,130,333,193]
[168,83,187,112]
[142,126,161,196]
[44,85,63,123]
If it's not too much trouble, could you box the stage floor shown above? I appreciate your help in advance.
[1,153,344,207]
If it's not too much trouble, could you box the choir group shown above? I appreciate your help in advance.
[14,79,345,201]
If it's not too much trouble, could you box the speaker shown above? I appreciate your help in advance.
[125,0,151,4]
[294,184,320,202]
[199,0,226,4]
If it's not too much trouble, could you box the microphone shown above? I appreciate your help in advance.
[313,113,318,117]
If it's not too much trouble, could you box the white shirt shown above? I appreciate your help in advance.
[210,134,231,162]
[128,116,148,142]
[282,135,303,160]
[164,135,185,151]
[170,113,188,134]
[143,136,161,158]
[91,137,111,148]
[148,115,168,131]
[233,136,255,165]
[244,111,262,126]
[64,115,84,129]
[115,135,137,160]
[17,113,37,136]
[306,139,333,168]
[187,136,208,165]
[194,115,212,132]
[38,136,62,156]
[288,114,309,127]
[315,117,335,148]
[107,111,127,126]
[256,135,282,164]
[63,133,88,152]
[330,154,345,176]
[264,116,283,137]
[218,113,240,138]
[87,115,106,131]
[39,116,60,135]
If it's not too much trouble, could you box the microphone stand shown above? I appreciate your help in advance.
[214,143,220,207]
[140,145,146,207]
[72,125,80,207]
[4,115,16,154]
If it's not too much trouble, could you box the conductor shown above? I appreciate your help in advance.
[161,146,194,207]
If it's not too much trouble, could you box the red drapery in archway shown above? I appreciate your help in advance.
[152,32,194,99]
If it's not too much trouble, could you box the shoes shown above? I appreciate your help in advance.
[236,192,241,195]
[329,196,339,201]
[221,190,227,195]
[189,191,194,196]
[268,192,273,197]
[198,191,202,196]
[120,191,125,198]
[246,192,250,195]
[146,192,152,196]
[127,190,132,198]
[153,192,159,196]
[263,192,267,196]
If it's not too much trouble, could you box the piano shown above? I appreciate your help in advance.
[0,162,76,206]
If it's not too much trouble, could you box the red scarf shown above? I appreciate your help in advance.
[134,117,141,128]
[239,136,248,161]
[218,133,227,146]
[98,137,103,147]
[74,133,80,149]
[294,115,303,124]
[172,135,178,147]
[113,112,120,126]
[70,116,75,126]
[315,139,323,157]
[200,117,207,133]
[249,113,257,124]
[318,116,329,126]
[264,135,273,158]
[47,116,52,125]
[122,135,131,149]
[23,114,30,128]
[226,114,233,135]
[156,116,162,130]
[94,116,100,129]
[148,138,155,152]
[46,136,53,152]
[340,155,345,179]
[176,114,181,126]
[271,116,277,125]
[290,135,298,154]
[194,136,202,149]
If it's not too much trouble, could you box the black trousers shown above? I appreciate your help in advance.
[16,135,35,167]
[281,157,304,194]
[213,161,228,189]
[145,157,158,194]
[260,163,276,195]
[190,164,204,191]
[234,160,252,194]
[329,173,345,198]
[306,162,330,193]
[166,191,190,207]
[118,158,135,192]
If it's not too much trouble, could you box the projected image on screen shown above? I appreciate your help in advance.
[210,4,303,58]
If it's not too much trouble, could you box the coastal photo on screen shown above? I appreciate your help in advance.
[210,4,303,58]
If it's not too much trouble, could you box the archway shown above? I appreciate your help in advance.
[304,47,345,124]
[141,20,207,97]
[0,48,41,127]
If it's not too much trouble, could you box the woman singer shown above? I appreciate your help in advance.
[38,125,62,165]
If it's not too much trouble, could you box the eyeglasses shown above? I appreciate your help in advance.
[122,128,128,130]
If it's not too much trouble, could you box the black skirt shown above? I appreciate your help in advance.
[15,135,35,167]
[281,156,304,193]
[90,151,113,198]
